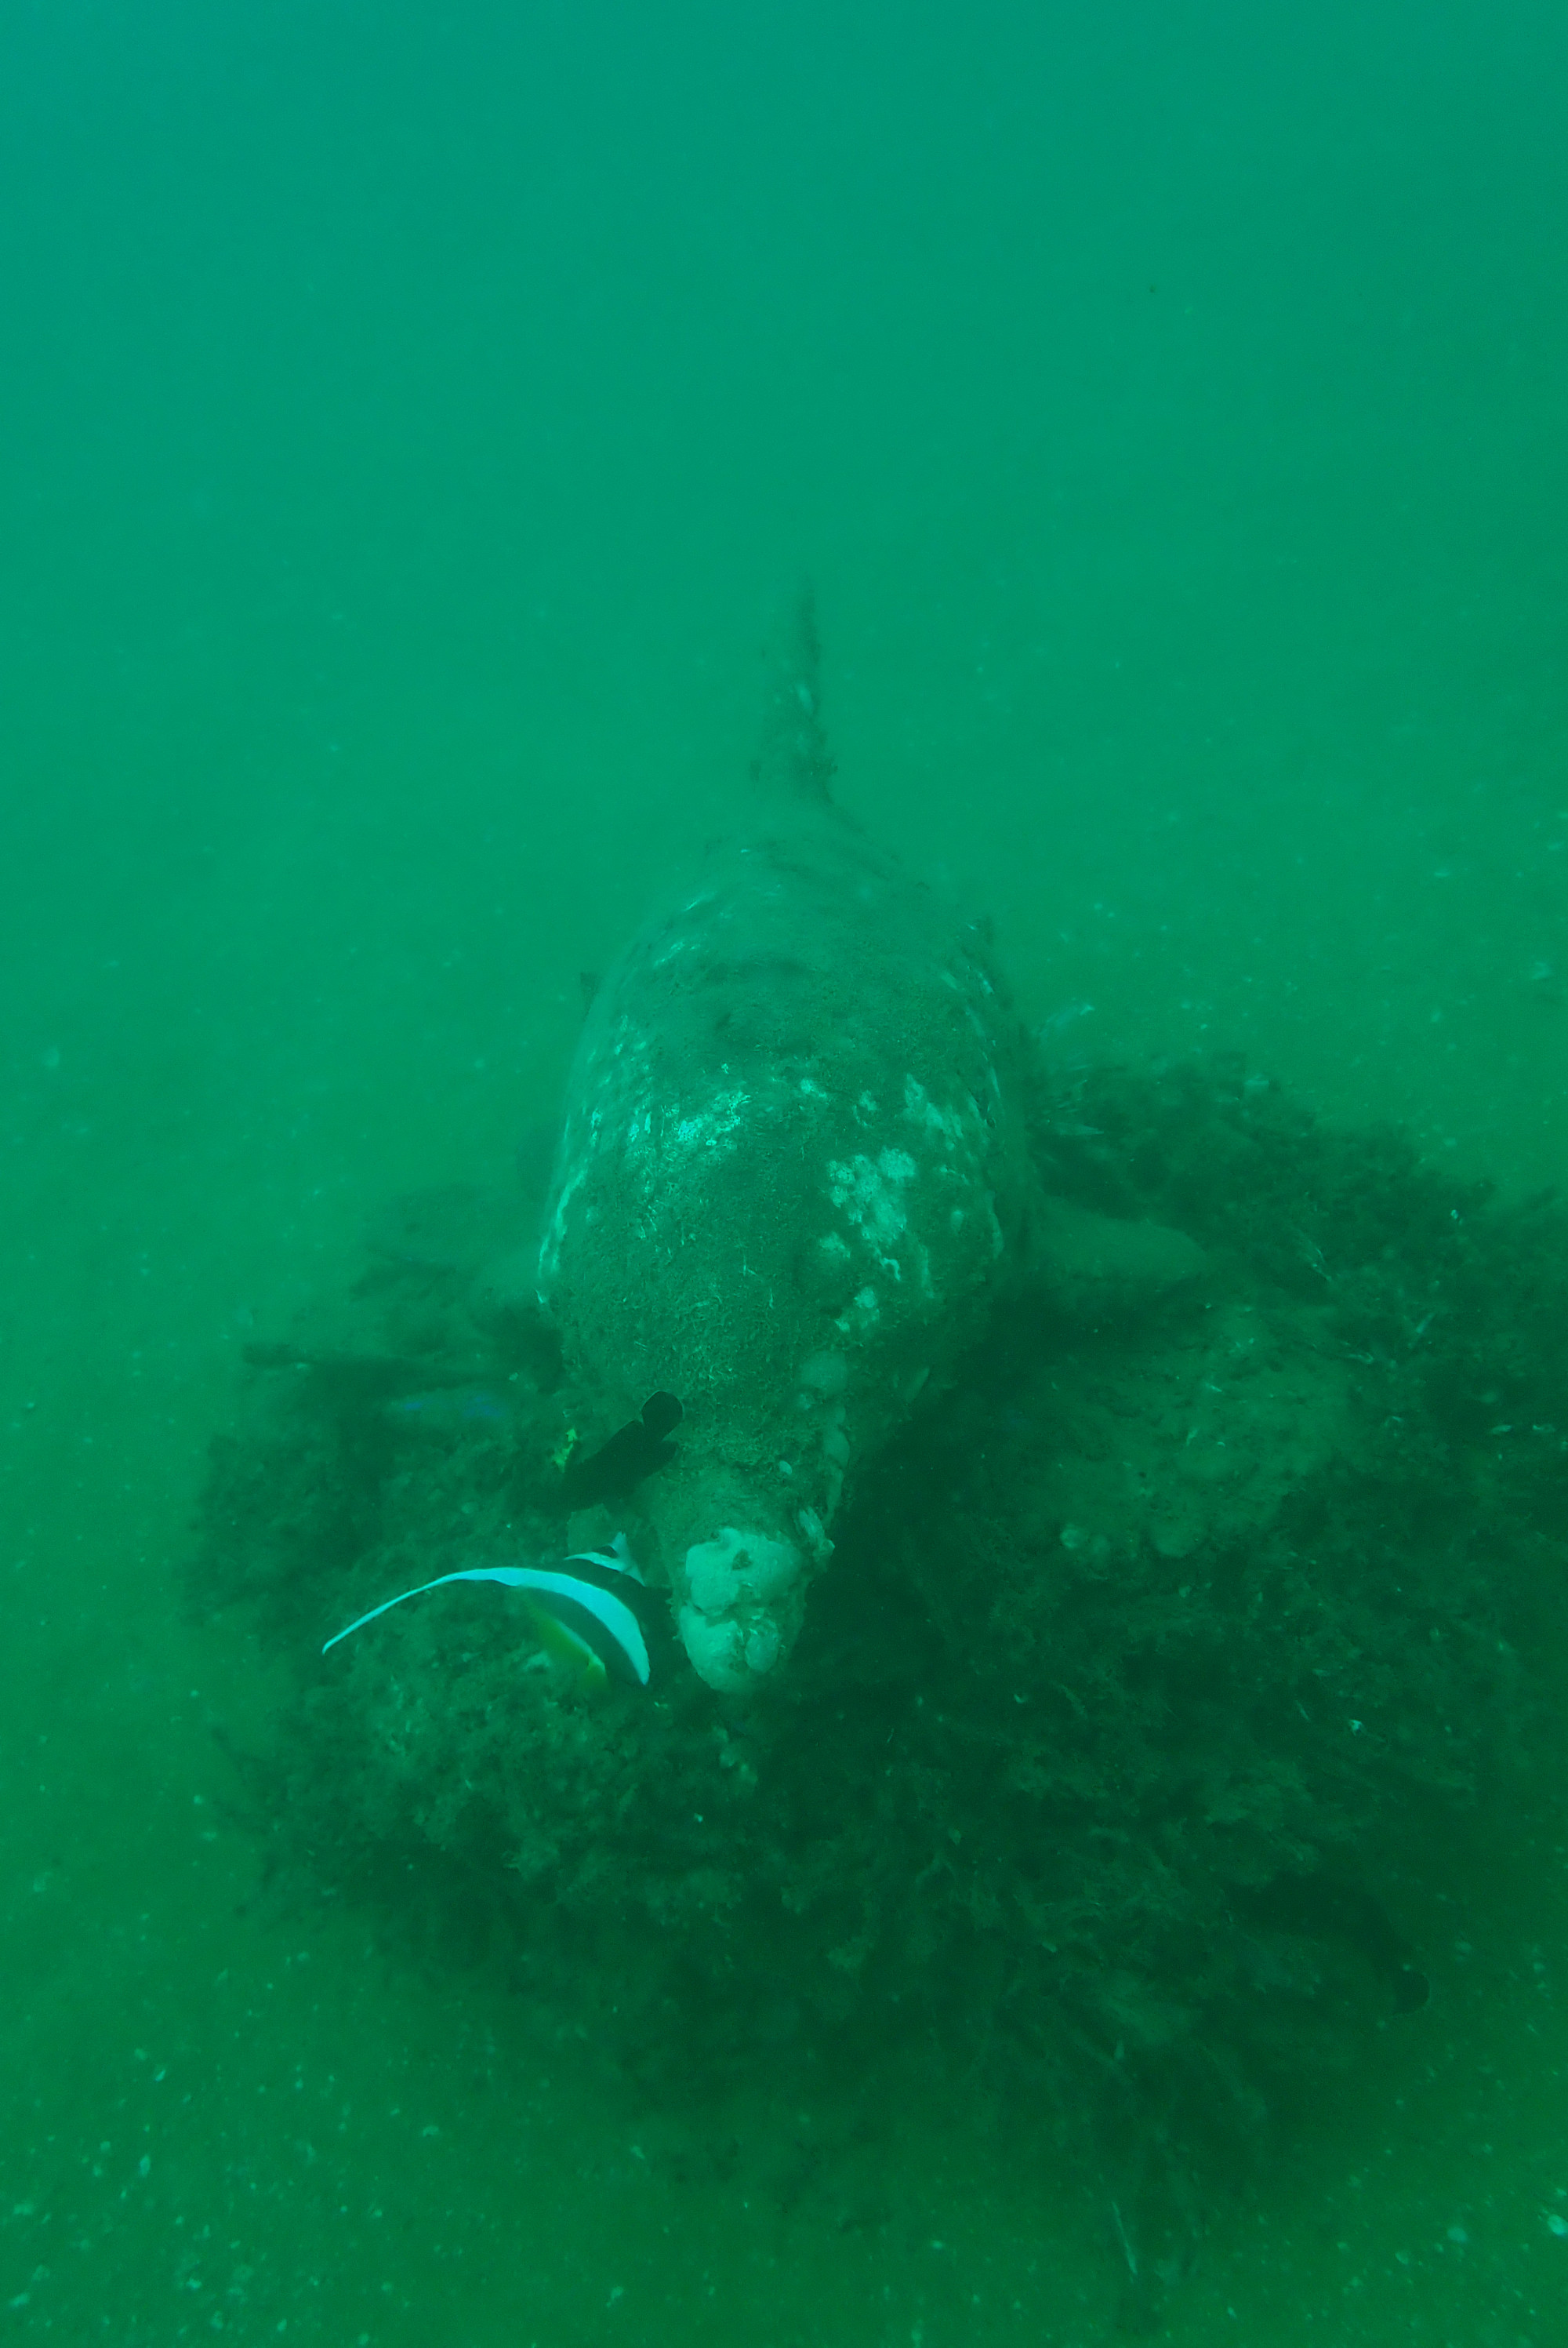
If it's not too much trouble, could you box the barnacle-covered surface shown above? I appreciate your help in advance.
[535,598,1041,1696]
[191,1052,1568,2321]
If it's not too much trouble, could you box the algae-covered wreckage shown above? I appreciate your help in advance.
[192,615,1568,2320]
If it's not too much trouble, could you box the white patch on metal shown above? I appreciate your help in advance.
[903,1074,967,1147]
[797,1507,833,1561]
[827,1147,917,1269]
[672,1089,750,1152]
[835,1283,881,1336]
[677,1523,806,1694]
[537,1160,590,1281]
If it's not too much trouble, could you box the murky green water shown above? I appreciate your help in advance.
[4,4,1567,2339]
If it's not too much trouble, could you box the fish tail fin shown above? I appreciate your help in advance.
[752,583,836,807]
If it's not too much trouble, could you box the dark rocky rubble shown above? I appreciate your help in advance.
[191,1049,1568,2320]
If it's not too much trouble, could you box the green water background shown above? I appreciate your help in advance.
[3,2,1567,2338]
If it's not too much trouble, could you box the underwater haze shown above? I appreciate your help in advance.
[4,2,1568,2342]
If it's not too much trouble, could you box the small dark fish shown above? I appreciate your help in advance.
[561,1390,684,1505]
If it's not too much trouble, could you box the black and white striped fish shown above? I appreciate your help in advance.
[321,1533,659,1688]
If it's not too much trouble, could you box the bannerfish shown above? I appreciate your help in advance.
[536,592,1036,1696]
[321,1535,658,1690]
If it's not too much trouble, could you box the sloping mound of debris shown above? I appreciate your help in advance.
[191,1054,1568,2311]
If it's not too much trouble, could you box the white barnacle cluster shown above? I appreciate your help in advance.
[901,1070,1006,1263]
[836,1283,881,1336]
[671,1348,857,1695]
[670,1086,752,1154]
[826,1147,918,1275]
[794,1345,852,1503]
[815,1072,994,1319]
[677,1524,807,1694]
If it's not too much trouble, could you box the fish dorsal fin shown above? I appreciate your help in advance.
[752,584,836,808]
